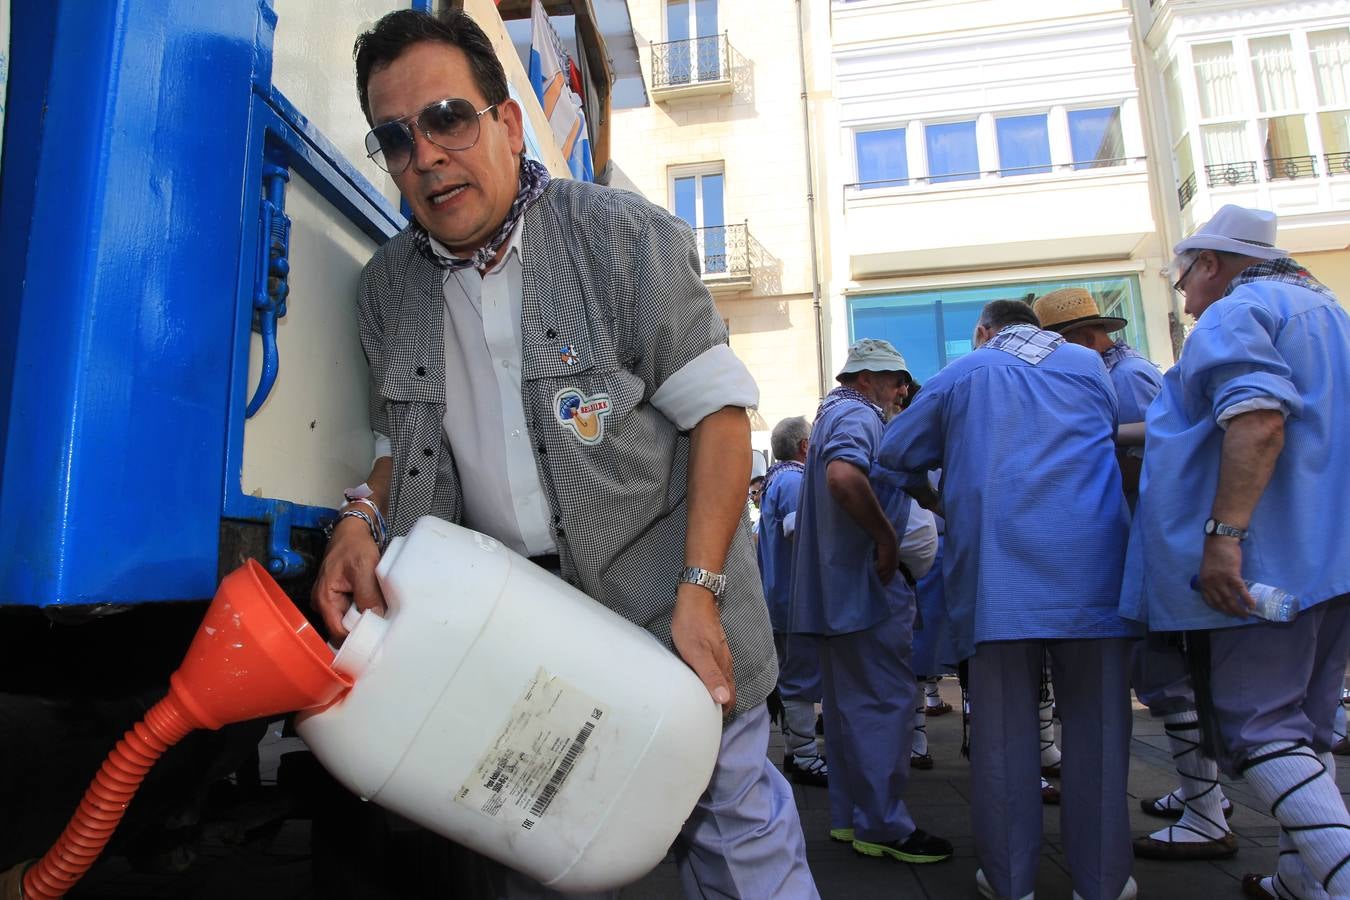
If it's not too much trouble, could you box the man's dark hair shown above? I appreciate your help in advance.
[979,299,1040,332]
[354,9,510,122]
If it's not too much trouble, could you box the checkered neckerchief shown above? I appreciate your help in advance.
[411,157,551,271]
[763,459,803,493]
[1102,339,1146,373]
[816,386,885,423]
[985,323,1065,365]
[1225,257,1338,303]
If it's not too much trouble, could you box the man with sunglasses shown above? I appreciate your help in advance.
[1122,205,1350,899]
[309,8,816,899]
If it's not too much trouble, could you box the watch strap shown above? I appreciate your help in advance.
[680,566,726,599]
[1205,517,1248,540]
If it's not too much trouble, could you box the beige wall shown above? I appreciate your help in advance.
[611,0,825,432]
[1298,249,1350,309]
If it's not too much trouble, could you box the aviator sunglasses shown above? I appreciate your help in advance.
[365,97,498,175]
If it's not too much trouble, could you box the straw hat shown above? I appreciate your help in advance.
[837,338,911,381]
[1032,287,1126,335]
[1174,204,1287,261]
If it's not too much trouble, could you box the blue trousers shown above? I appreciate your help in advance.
[774,631,823,701]
[1130,632,1195,715]
[819,608,918,842]
[970,638,1133,900]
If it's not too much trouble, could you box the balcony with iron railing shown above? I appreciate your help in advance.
[650,34,744,100]
[1178,155,1338,210]
[692,222,763,295]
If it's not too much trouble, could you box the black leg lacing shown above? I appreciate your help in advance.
[1161,717,1228,839]
[1240,743,1350,892]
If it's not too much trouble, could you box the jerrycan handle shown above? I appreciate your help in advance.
[332,606,390,680]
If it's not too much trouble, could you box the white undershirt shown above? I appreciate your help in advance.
[431,226,557,557]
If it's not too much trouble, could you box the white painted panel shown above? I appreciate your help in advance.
[242,176,378,508]
[271,0,404,208]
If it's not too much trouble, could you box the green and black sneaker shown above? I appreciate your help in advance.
[852,828,953,864]
[828,827,854,843]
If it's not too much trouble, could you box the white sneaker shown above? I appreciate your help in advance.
[975,868,1034,900]
[1072,876,1137,900]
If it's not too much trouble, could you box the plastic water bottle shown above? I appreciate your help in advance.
[1190,575,1300,622]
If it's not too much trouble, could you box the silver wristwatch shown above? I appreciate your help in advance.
[679,566,727,599]
[1204,517,1248,540]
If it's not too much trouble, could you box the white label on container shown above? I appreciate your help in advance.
[455,667,608,831]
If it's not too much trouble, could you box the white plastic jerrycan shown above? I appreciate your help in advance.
[295,515,723,892]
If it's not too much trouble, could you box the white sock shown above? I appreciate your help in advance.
[1243,741,1350,896]
[782,698,818,762]
[912,707,929,757]
[1040,665,1061,768]
[1147,711,1230,843]
[1336,704,1347,744]
[924,676,943,707]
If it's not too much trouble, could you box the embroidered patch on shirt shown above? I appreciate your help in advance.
[559,344,579,367]
[555,388,612,444]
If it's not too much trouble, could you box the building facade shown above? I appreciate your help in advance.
[612,0,1350,443]
[1133,0,1350,300]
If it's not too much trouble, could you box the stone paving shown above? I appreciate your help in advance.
[631,678,1347,899]
[66,679,1350,898]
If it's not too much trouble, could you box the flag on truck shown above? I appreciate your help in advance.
[528,0,594,182]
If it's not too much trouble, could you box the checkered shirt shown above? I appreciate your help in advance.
[356,179,777,718]
[985,323,1065,365]
[1102,339,1146,373]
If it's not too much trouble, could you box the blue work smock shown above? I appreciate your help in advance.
[757,465,802,633]
[1120,278,1350,631]
[877,342,1137,662]
[1106,342,1164,425]
[789,400,899,636]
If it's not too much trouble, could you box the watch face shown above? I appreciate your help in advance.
[1204,518,1216,535]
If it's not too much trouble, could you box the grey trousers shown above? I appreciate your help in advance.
[1208,595,1350,774]
[970,638,1133,900]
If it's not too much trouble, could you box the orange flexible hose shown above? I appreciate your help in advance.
[21,694,200,900]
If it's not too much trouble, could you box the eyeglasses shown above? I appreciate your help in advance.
[364,98,497,174]
[1171,257,1198,294]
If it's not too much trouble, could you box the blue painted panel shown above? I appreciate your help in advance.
[0,2,60,467]
[0,0,268,607]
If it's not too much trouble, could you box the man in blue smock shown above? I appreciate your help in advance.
[1123,205,1350,899]
[789,339,952,866]
[757,415,827,787]
[877,300,1137,900]
[1035,289,1237,860]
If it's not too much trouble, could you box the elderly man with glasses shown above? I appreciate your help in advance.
[1122,205,1350,899]
[308,9,817,899]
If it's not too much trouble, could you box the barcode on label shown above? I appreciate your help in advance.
[528,720,595,819]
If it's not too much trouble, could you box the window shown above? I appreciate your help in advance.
[1310,29,1350,107]
[671,166,726,274]
[996,114,1051,176]
[925,121,979,184]
[666,0,720,84]
[848,275,1148,383]
[1321,110,1350,157]
[1201,122,1248,167]
[1251,35,1298,113]
[1263,115,1313,178]
[1193,42,1241,119]
[855,128,908,188]
[1068,107,1125,169]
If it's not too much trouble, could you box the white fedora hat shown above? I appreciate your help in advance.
[1173,204,1288,261]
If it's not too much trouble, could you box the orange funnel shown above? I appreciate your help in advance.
[21,560,350,899]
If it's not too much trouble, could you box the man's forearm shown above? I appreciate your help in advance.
[1211,409,1284,527]
[684,406,751,572]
